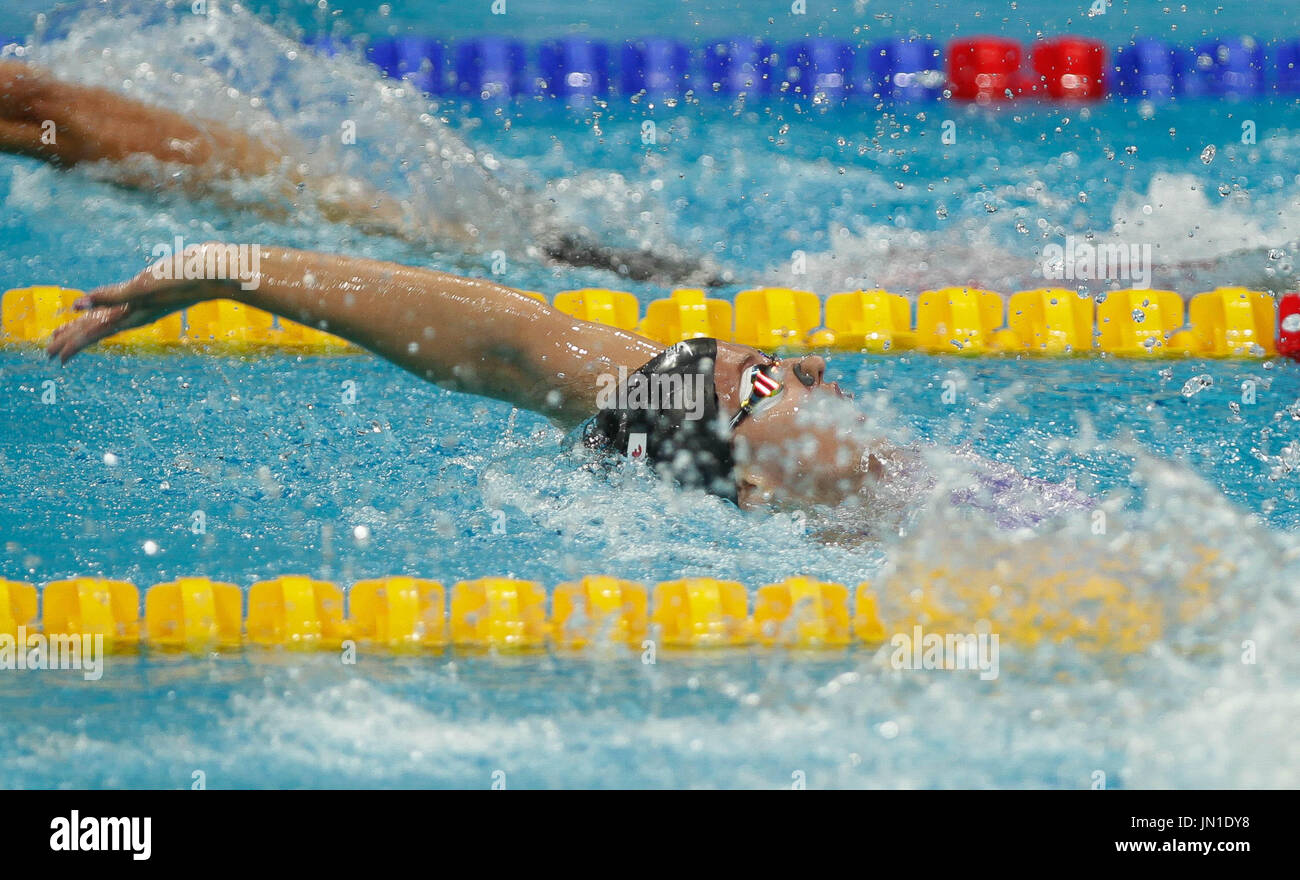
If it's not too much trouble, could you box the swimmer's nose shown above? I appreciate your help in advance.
[792,355,826,387]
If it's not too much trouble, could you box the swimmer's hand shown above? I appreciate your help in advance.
[538,230,730,287]
[45,269,233,363]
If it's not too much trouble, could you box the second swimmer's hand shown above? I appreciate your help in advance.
[46,259,236,363]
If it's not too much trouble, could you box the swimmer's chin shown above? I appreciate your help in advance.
[734,433,919,516]
[734,464,876,513]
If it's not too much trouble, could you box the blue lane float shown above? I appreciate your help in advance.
[454,37,529,99]
[369,36,447,94]
[1113,38,1181,99]
[621,39,692,99]
[538,37,610,100]
[866,38,945,101]
[702,38,775,96]
[1276,39,1300,93]
[784,39,856,101]
[1184,37,1266,98]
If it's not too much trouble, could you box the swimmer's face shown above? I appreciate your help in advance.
[712,342,872,510]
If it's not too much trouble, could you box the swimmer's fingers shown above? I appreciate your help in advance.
[52,270,220,360]
[0,119,49,160]
[74,273,210,311]
[45,304,134,363]
[73,278,143,310]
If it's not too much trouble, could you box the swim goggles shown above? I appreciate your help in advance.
[728,355,824,431]
[729,357,783,430]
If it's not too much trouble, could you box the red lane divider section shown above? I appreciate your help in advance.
[1278,293,1300,359]
[1029,37,1107,100]
[948,37,1023,102]
[948,36,1108,102]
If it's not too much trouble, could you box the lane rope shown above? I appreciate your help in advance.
[3,284,1291,357]
[1,571,1177,655]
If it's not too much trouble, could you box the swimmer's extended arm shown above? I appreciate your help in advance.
[0,61,429,238]
[0,61,723,284]
[46,244,664,426]
[0,61,276,175]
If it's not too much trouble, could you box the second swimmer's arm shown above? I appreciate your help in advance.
[0,62,447,243]
[48,245,664,426]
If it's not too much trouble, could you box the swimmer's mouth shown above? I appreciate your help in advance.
[826,382,852,400]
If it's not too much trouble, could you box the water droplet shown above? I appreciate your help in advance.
[1181,374,1214,397]
[1200,144,1216,164]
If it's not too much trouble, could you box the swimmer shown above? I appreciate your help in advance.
[0,59,723,285]
[46,243,896,511]
[0,54,897,514]
[6,61,1077,522]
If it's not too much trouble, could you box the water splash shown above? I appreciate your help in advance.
[26,0,541,252]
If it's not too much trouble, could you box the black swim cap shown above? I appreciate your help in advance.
[583,338,737,502]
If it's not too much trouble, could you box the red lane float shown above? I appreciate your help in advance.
[948,37,1022,101]
[1029,37,1107,100]
[1279,293,1300,359]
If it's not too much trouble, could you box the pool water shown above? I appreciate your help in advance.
[1,0,1299,788]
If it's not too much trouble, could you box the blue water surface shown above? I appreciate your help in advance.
[0,0,1298,789]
